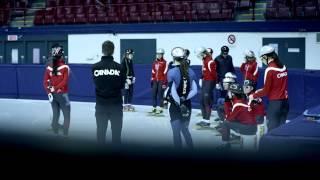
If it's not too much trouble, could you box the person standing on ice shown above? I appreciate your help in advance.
[43,44,70,138]
[121,49,136,112]
[165,47,198,149]
[150,48,168,115]
[92,40,126,145]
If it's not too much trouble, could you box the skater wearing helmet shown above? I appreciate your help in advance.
[195,47,217,128]
[166,47,198,149]
[240,50,259,90]
[121,49,136,112]
[249,45,289,131]
[43,44,70,137]
[150,48,168,116]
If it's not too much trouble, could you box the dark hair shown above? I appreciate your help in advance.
[102,40,114,56]
[52,57,60,76]
[269,52,283,68]
[179,58,189,78]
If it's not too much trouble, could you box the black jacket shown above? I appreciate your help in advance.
[92,56,126,105]
[214,55,235,82]
[121,57,135,79]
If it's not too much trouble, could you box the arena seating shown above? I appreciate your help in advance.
[266,0,320,20]
[34,0,240,25]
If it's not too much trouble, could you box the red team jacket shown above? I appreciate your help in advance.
[240,60,259,82]
[202,56,217,81]
[151,58,168,82]
[227,99,256,125]
[248,93,265,117]
[43,59,70,94]
[253,61,288,100]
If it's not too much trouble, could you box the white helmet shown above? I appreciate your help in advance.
[195,47,207,59]
[244,49,255,58]
[206,48,213,55]
[223,77,236,83]
[225,72,237,79]
[259,45,275,57]
[171,47,185,58]
[156,48,165,54]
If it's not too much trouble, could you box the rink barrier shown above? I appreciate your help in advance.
[0,64,320,118]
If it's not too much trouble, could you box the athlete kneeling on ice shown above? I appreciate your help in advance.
[243,80,266,125]
[166,47,198,149]
[217,83,257,150]
[43,44,70,137]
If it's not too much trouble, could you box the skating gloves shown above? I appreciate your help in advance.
[48,93,53,103]
[199,79,202,88]
[180,104,190,118]
[47,86,55,93]
[126,78,132,85]
[216,83,221,90]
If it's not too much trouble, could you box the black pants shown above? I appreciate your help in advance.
[95,103,123,145]
[220,121,257,141]
[200,80,215,120]
[51,93,70,135]
[152,80,165,108]
[267,99,289,131]
[123,84,134,104]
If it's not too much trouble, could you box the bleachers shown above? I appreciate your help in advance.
[34,0,239,25]
[266,0,320,20]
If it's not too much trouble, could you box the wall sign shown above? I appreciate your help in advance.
[227,34,236,44]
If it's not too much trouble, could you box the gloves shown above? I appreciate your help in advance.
[180,104,190,118]
[162,83,167,89]
[199,79,202,88]
[216,83,221,90]
[48,93,53,103]
[132,77,136,84]
[125,83,129,90]
[180,97,186,103]
[47,86,55,93]
[126,78,132,85]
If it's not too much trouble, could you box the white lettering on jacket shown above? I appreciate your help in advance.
[277,72,287,78]
[94,69,120,77]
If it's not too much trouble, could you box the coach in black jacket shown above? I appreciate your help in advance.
[92,40,126,145]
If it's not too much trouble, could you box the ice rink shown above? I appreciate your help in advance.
[0,98,227,150]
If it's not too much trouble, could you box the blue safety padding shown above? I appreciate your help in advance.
[1,64,320,118]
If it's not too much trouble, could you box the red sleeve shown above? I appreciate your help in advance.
[210,60,217,81]
[252,62,259,81]
[227,106,241,122]
[163,61,168,82]
[151,62,155,81]
[55,67,69,90]
[43,68,50,94]
[253,70,273,98]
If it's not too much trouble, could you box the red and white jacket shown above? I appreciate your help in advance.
[151,58,168,82]
[240,60,259,82]
[248,93,265,117]
[227,99,256,125]
[43,59,70,94]
[202,55,217,81]
[253,61,288,100]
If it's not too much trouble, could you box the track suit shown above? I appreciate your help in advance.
[240,60,259,89]
[151,57,168,108]
[43,59,70,136]
[121,57,135,105]
[200,55,217,120]
[92,56,126,145]
[252,62,289,131]
[220,98,257,141]
[167,66,197,149]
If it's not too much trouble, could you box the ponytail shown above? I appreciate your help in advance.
[179,59,189,78]
[270,52,283,68]
[52,57,59,76]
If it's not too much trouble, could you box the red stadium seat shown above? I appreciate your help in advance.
[278,7,291,19]
[152,11,162,22]
[162,11,173,21]
[140,11,153,22]
[304,6,317,18]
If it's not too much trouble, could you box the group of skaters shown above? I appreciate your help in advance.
[43,41,289,150]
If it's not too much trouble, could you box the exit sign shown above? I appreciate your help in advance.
[7,35,18,41]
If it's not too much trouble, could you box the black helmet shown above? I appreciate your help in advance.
[51,44,64,57]
[243,80,255,87]
[229,83,243,95]
[125,49,134,54]
[221,45,229,54]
